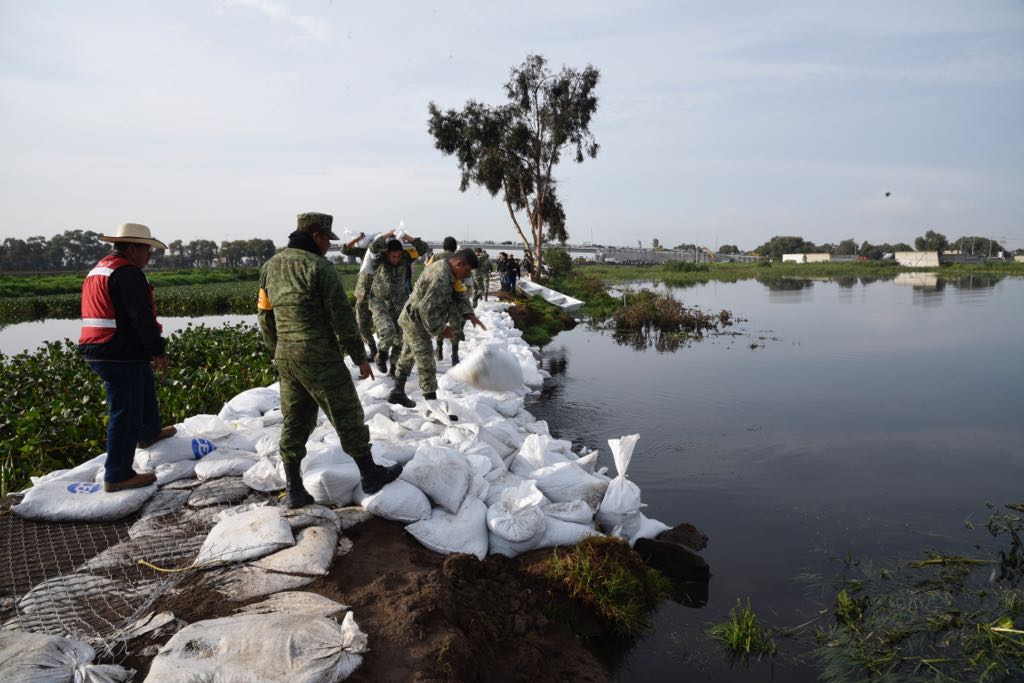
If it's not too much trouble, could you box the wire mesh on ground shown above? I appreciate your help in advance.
[0,482,278,661]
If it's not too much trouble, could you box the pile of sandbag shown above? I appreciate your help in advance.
[13,303,669,556]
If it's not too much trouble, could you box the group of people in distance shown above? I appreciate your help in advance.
[77,212,504,509]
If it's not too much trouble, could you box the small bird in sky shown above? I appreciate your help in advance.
[884,192,892,197]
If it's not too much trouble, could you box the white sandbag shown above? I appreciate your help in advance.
[406,497,489,560]
[152,459,198,485]
[468,474,490,501]
[486,481,545,542]
[629,514,671,546]
[262,407,284,426]
[367,413,408,443]
[12,480,156,523]
[524,419,551,436]
[181,414,232,439]
[134,433,217,470]
[494,397,524,418]
[279,504,341,533]
[371,441,417,465]
[543,500,594,525]
[531,461,609,509]
[362,402,391,422]
[509,434,570,476]
[536,517,602,549]
[220,386,280,418]
[30,454,107,487]
[341,228,374,249]
[596,434,643,538]
[194,506,294,566]
[458,440,506,473]
[488,530,542,558]
[252,526,338,576]
[447,345,524,392]
[242,455,285,492]
[354,480,431,523]
[303,458,361,507]
[145,612,366,682]
[480,418,526,456]
[0,630,134,683]
[483,470,526,507]
[255,430,281,458]
[399,445,471,514]
[194,449,258,480]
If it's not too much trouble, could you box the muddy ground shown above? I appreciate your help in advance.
[127,517,612,682]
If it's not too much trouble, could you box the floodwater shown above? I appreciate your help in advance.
[526,275,1024,681]
[0,314,256,356]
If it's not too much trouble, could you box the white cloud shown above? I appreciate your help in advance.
[223,0,332,43]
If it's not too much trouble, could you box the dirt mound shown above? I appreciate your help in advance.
[316,517,609,682]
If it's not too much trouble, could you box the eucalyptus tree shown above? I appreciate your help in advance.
[428,54,600,279]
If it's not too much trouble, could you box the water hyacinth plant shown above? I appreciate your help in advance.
[0,323,276,496]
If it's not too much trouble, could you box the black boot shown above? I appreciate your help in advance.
[375,348,388,374]
[435,340,444,361]
[367,341,378,359]
[357,455,403,495]
[387,375,416,408]
[451,349,460,366]
[423,392,458,422]
[282,460,314,509]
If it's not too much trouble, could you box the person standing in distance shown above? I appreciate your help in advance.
[79,223,174,492]
[258,212,401,507]
[472,247,491,307]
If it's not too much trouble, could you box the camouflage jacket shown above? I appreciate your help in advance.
[473,252,491,282]
[429,250,474,304]
[369,235,428,307]
[257,247,366,364]
[405,259,474,338]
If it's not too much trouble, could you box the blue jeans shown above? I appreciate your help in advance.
[88,361,161,484]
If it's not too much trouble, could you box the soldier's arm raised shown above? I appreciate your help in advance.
[368,233,389,258]
[321,262,368,366]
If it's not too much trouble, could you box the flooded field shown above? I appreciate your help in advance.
[528,276,1024,681]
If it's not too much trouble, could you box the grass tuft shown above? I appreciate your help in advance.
[707,598,778,662]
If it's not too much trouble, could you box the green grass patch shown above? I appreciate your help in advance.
[533,536,671,638]
[507,295,577,347]
[0,323,276,496]
[707,598,779,663]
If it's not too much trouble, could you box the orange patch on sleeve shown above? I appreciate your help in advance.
[257,288,273,310]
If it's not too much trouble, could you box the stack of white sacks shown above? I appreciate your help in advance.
[14,303,671,559]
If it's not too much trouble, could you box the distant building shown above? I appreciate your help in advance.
[782,253,831,263]
[894,251,939,267]
[1016,255,1024,263]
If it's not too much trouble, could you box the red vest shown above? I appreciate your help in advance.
[79,253,161,345]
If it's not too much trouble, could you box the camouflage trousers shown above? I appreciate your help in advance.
[354,272,376,352]
[368,297,403,364]
[472,275,488,306]
[396,309,439,394]
[277,357,371,466]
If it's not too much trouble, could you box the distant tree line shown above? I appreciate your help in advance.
[751,231,1011,262]
[0,230,278,273]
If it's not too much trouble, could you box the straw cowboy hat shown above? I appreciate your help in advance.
[98,223,168,250]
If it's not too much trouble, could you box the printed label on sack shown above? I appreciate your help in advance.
[192,437,215,459]
[67,482,102,494]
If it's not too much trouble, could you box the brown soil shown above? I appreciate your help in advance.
[316,517,610,683]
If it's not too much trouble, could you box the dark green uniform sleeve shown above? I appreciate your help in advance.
[320,262,367,366]
[341,245,368,258]
[257,265,277,357]
[369,234,389,258]
[456,286,474,319]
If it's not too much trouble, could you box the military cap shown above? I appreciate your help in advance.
[296,212,340,240]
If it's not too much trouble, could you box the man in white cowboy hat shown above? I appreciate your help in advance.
[79,223,175,492]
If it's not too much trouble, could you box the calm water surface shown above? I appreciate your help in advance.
[527,276,1024,681]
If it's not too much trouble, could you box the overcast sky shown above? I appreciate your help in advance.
[2,0,1022,250]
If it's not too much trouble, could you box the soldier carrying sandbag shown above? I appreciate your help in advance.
[258,212,402,507]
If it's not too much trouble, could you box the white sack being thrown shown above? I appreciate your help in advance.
[447,344,524,392]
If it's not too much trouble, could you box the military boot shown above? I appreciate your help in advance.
[451,349,460,366]
[375,348,388,374]
[282,460,314,509]
[387,375,416,408]
[356,454,403,495]
[423,391,459,422]
[435,340,444,361]
[367,340,378,359]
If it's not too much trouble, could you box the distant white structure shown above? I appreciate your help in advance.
[782,253,832,263]
[1016,255,1024,263]
[894,251,939,267]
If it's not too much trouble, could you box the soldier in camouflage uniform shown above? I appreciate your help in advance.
[258,212,401,507]
[341,230,388,359]
[428,237,473,365]
[472,248,491,307]
[367,231,429,375]
[388,249,486,408]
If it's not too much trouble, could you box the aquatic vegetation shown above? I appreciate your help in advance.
[0,323,275,496]
[533,536,671,637]
[813,505,1024,682]
[707,598,779,663]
